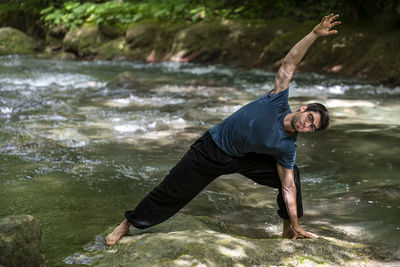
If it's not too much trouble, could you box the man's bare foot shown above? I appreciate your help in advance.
[106,219,131,245]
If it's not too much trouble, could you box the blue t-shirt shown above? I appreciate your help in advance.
[209,89,297,169]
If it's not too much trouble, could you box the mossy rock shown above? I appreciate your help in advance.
[99,23,127,39]
[53,52,77,61]
[151,22,187,62]
[298,26,400,86]
[124,22,161,61]
[219,18,299,67]
[66,213,381,266]
[63,23,103,58]
[46,34,63,51]
[259,21,316,66]
[168,21,231,62]
[0,215,45,267]
[48,25,67,39]
[96,37,127,61]
[125,22,160,48]
[0,27,35,55]
[63,27,81,53]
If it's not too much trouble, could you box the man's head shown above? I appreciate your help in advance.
[291,103,329,133]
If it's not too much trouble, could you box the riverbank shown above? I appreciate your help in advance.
[1,19,400,87]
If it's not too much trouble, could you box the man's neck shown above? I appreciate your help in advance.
[283,113,296,135]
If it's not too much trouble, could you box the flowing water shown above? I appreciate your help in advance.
[0,55,399,265]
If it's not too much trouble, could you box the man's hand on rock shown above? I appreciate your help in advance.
[290,224,318,239]
[282,219,318,239]
[313,13,341,37]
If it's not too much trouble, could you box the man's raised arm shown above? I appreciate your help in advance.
[272,13,341,95]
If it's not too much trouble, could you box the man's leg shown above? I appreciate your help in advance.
[107,131,236,245]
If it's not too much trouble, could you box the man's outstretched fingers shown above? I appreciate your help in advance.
[329,14,339,22]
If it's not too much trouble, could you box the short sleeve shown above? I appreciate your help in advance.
[263,88,289,108]
[276,149,296,169]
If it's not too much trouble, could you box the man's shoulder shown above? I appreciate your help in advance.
[263,88,289,106]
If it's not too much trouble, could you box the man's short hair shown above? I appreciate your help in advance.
[306,103,330,131]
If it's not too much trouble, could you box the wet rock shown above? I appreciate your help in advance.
[0,27,35,55]
[0,215,45,267]
[107,71,152,90]
[67,213,379,266]
[54,51,77,61]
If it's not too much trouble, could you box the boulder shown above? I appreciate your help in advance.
[124,22,161,61]
[148,23,186,62]
[63,24,103,58]
[0,215,45,267]
[99,23,126,39]
[168,22,230,63]
[48,25,67,39]
[220,18,298,67]
[53,52,77,61]
[96,37,127,61]
[45,34,63,52]
[66,213,380,266]
[0,27,35,55]
[258,21,316,68]
[107,71,152,90]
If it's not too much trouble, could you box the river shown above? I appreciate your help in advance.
[0,55,399,265]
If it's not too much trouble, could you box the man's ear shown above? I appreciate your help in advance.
[299,105,308,112]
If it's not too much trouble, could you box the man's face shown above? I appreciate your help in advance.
[291,108,321,133]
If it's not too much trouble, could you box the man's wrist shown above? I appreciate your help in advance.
[310,30,319,39]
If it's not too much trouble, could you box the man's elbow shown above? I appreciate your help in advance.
[280,60,296,73]
[282,183,296,193]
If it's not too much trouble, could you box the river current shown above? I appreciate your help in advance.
[0,55,399,265]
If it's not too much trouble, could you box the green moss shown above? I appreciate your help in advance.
[97,37,127,60]
[0,27,35,55]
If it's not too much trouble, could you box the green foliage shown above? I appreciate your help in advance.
[39,0,273,28]
[2,0,394,30]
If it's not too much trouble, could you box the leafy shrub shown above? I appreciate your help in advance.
[40,0,261,28]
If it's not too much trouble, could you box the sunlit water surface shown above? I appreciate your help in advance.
[0,55,399,265]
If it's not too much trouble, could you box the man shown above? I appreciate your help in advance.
[106,13,341,245]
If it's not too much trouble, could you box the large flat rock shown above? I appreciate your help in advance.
[65,213,391,266]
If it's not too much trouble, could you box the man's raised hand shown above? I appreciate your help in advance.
[313,13,341,36]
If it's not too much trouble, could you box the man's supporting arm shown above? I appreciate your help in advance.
[272,13,341,95]
[277,163,317,239]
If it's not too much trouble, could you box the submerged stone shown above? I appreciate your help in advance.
[0,215,45,267]
[107,71,152,91]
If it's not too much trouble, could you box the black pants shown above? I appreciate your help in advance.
[125,131,303,229]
